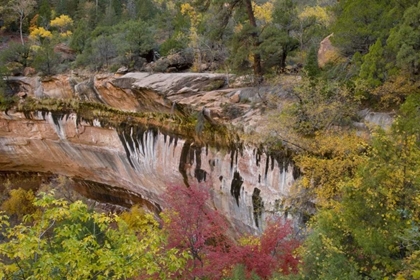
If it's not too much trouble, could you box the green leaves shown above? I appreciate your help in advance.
[0,193,185,279]
[358,39,386,88]
[387,1,420,76]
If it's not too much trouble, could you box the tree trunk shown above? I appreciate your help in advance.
[281,51,287,70]
[19,14,24,45]
[243,0,263,83]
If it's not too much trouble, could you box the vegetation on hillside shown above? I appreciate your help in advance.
[0,183,300,279]
[0,0,420,279]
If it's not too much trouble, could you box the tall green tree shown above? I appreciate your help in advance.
[70,19,91,54]
[357,39,387,89]
[112,20,155,68]
[387,1,420,76]
[32,40,61,75]
[330,0,416,56]
[37,0,51,28]
[259,0,299,72]
[187,0,264,81]
[304,46,320,78]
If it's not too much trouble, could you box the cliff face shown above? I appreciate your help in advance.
[0,72,298,232]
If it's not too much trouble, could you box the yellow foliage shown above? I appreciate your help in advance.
[29,45,41,52]
[119,205,158,234]
[1,188,36,219]
[180,3,202,27]
[50,14,73,32]
[180,3,193,15]
[180,3,203,72]
[234,23,243,33]
[29,26,52,41]
[295,131,368,208]
[29,14,39,32]
[253,1,274,24]
[371,72,420,109]
[397,250,420,279]
[59,30,73,38]
[298,6,331,27]
[238,234,260,247]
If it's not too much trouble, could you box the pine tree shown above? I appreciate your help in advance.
[304,46,320,78]
[387,1,420,76]
[358,39,386,88]
[37,0,51,28]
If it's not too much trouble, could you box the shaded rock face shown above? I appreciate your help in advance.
[0,72,297,233]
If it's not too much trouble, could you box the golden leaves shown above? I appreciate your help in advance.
[29,26,52,40]
[295,131,368,207]
[298,6,331,27]
[50,14,73,31]
[253,1,274,24]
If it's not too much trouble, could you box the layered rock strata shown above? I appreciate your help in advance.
[1,72,300,232]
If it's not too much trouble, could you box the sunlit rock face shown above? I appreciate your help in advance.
[0,72,298,233]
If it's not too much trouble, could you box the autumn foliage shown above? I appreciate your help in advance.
[236,218,300,278]
[162,184,300,279]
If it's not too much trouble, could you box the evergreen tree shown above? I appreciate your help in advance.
[70,19,91,54]
[358,39,387,88]
[331,0,401,56]
[187,0,264,81]
[54,0,79,18]
[387,1,420,76]
[112,20,155,68]
[32,40,61,75]
[37,0,51,28]
[304,46,320,78]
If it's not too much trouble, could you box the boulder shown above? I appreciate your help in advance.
[229,91,241,103]
[318,34,340,68]
[116,66,128,75]
[144,52,194,73]
[54,43,76,61]
[23,67,36,77]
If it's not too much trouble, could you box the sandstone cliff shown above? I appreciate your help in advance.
[0,72,300,233]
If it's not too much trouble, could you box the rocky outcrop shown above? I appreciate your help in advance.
[318,34,340,68]
[0,72,300,233]
[54,43,76,61]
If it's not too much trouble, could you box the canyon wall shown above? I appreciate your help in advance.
[0,73,298,233]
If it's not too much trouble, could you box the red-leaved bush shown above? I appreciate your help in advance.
[162,184,300,279]
[234,218,300,278]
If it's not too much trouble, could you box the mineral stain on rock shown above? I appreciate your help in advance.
[230,171,243,206]
[179,140,192,187]
[252,188,263,228]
